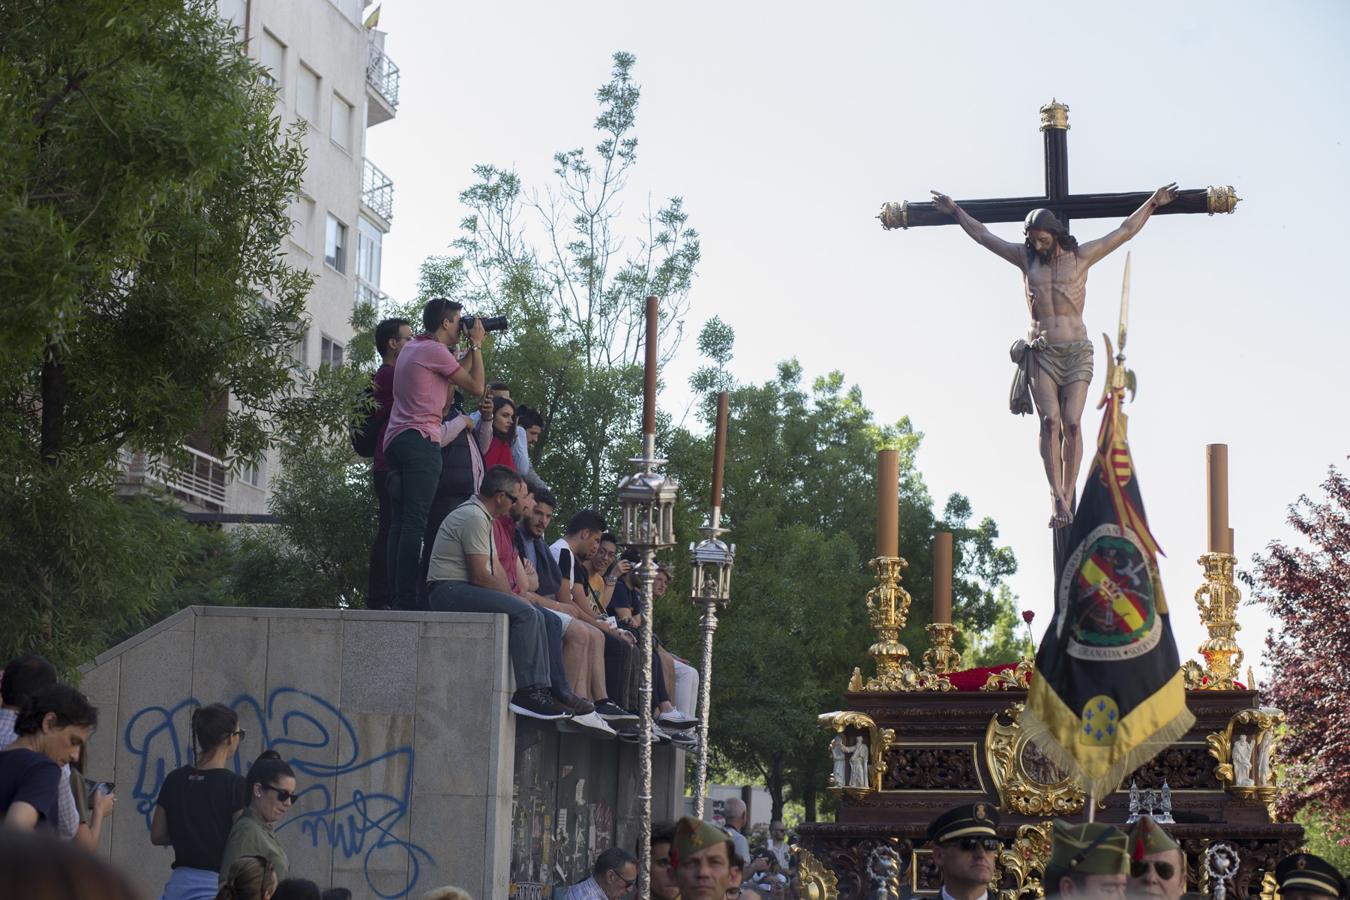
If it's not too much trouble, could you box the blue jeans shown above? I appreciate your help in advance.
[385,429,442,610]
[427,581,551,690]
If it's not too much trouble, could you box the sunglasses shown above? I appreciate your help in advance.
[231,729,247,741]
[1131,860,1177,880]
[952,837,1001,853]
[261,784,300,804]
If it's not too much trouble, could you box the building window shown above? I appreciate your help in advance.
[320,335,345,368]
[357,216,383,287]
[292,327,308,369]
[290,196,314,251]
[330,92,353,151]
[238,459,265,489]
[324,214,347,273]
[296,62,319,124]
[260,30,285,89]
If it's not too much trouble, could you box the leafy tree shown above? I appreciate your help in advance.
[660,322,1017,821]
[1251,463,1350,844]
[968,585,1035,667]
[0,0,334,667]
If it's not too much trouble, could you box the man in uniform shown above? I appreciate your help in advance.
[927,802,1001,900]
[1043,819,1129,899]
[1126,815,1186,900]
[672,815,736,900]
[1275,852,1346,900]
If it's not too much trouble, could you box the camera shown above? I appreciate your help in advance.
[459,314,508,337]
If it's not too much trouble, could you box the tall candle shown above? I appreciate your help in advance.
[643,296,658,435]
[1206,444,1229,553]
[876,449,899,558]
[710,391,729,508]
[933,531,953,624]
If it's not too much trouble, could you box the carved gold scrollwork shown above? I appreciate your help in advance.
[981,658,1034,691]
[985,703,1086,816]
[819,710,897,794]
[796,846,839,900]
[997,823,1055,900]
[1206,707,1284,808]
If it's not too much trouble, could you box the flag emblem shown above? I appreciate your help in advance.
[1060,524,1161,661]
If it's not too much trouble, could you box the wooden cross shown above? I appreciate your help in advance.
[878,99,1239,232]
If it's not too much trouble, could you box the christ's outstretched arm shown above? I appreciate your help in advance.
[1076,183,1178,266]
[931,191,1025,268]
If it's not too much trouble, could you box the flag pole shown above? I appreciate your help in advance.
[1087,787,1097,823]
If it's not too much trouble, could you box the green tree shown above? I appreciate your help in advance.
[0,1,336,667]
[968,585,1034,667]
[660,323,1018,821]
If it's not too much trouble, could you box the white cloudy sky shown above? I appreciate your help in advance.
[365,1,1350,680]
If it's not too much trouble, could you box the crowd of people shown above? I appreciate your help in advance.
[362,299,700,743]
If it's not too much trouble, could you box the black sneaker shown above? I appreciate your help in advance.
[667,729,698,750]
[510,688,570,721]
[595,700,639,723]
[551,690,596,716]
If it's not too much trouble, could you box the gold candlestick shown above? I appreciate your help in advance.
[923,623,962,675]
[861,557,953,692]
[1187,552,1244,690]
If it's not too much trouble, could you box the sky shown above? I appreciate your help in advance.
[365,1,1350,681]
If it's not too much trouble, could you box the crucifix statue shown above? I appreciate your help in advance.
[880,100,1239,530]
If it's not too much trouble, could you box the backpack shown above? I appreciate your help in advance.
[350,383,379,458]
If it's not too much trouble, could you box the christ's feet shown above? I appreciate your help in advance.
[1049,494,1074,529]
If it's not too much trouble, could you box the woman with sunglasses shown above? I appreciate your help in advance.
[218,751,298,887]
[152,703,248,900]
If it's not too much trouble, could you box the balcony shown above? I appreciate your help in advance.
[366,39,400,126]
[356,281,388,315]
[121,446,229,512]
[362,157,394,225]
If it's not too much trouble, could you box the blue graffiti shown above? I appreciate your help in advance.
[124,688,434,899]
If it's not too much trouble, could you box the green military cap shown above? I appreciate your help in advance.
[927,801,1000,843]
[1126,815,1179,859]
[1050,820,1129,876]
[1275,852,1346,899]
[672,816,731,867]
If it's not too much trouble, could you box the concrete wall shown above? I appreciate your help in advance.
[80,606,514,900]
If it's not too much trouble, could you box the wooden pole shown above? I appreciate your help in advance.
[643,296,658,436]
[876,450,899,558]
[933,532,953,625]
[710,392,729,510]
[1206,444,1230,553]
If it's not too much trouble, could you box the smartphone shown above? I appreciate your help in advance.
[87,781,114,804]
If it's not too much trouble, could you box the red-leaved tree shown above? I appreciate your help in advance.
[1251,463,1350,840]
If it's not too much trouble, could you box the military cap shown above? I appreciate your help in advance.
[1126,815,1180,859]
[1276,852,1346,899]
[671,816,731,867]
[1049,820,1129,876]
[927,801,999,843]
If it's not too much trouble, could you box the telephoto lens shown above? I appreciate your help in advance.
[460,314,509,335]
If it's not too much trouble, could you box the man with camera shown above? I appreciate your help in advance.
[383,298,486,611]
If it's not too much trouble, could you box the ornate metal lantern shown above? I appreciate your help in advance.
[617,465,678,549]
[689,532,736,605]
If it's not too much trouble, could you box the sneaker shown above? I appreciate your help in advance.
[572,711,617,737]
[595,700,639,723]
[510,688,570,721]
[616,725,643,744]
[651,724,674,745]
[667,729,698,750]
[552,690,596,716]
[658,709,698,729]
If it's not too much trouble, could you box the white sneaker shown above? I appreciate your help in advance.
[658,708,698,729]
[573,711,617,737]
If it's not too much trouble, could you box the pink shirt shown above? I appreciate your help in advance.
[384,336,461,449]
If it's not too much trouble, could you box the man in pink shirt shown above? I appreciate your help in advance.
[384,298,485,610]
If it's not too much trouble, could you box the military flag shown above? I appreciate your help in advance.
[1022,332,1194,798]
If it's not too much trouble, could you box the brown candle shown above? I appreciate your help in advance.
[876,449,899,558]
[710,391,729,508]
[933,531,953,624]
[1228,527,1235,558]
[1206,444,1229,553]
[643,295,658,435]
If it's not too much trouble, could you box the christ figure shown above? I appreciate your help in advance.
[930,185,1177,527]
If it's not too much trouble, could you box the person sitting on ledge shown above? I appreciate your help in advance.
[425,464,567,721]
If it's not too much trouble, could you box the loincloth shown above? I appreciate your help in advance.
[1008,338,1094,415]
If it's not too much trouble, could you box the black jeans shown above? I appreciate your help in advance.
[385,430,442,610]
[367,469,392,609]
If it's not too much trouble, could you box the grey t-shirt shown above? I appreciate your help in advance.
[427,495,495,583]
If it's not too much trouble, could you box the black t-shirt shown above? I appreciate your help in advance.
[607,578,643,618]
[0,747,61,828]
[155,766,247,870]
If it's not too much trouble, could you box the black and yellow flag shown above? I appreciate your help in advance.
[1023,388,1194,797]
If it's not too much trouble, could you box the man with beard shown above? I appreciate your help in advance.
[927,803,1000,900]
[1125,816,1186,900]
[929,185,1176,528]
[647,820,681,900]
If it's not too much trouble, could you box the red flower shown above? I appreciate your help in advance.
[1022,610,1035,624]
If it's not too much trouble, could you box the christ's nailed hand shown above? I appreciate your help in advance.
[930,191,957,215]
[1153,182,1179,207]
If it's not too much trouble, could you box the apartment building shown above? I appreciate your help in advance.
[122,0,399,517]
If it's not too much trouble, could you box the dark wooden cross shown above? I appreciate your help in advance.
[878,99,1238,232]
